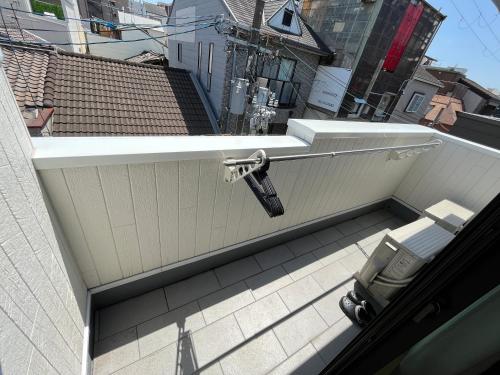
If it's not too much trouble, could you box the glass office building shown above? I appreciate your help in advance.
[301,0,445,119]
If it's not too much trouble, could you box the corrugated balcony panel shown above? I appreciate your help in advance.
[33,121,500,289]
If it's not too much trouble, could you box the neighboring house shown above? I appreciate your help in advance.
[424,66,467,95]
[450,112,500,150]
[144,2,171,22]
[168,0,332,133]
[389,66,444,124]
[81,0,170,24]
[1,42,216,136]
[422,95,463,132]
[0,0,86,53]
[457,77,500,116]
[301,0,445,120]
[86,11,168,60]
[426,66,500,117]
[126,50,167,65]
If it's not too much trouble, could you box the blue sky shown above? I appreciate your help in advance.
[426,0,500,91]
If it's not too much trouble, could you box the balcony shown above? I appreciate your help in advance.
[1,64,500,375]
[29,119,499,375]
[90,208,404,374]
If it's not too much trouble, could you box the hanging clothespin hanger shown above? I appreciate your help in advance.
[224,150,284,218]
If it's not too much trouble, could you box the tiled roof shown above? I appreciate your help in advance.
[413,66,444,88]
[2,47,50,111]
[223,0,330,54]
[425,94,463,127]
[1,44,214,136]
[0,26,47,44]
[125,50,166,64]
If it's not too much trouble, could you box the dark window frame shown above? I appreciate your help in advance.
[177,43,182,63]
[257,57,299,107]
[282,8,294,27]
[257,57,297,82]
[271,80,300,107]
[197,41,202,79]
[207,42,214,92]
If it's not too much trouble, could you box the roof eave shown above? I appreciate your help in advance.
[414,76,444,88]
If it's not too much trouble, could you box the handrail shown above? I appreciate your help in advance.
[223,139,443,166]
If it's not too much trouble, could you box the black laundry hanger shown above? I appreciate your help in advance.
[244,158,284,218]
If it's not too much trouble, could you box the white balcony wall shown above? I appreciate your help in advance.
[34,121,436,288]
[395,132,500,214]
[0,63,87,374]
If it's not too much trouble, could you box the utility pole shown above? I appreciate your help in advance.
[238,0,265,134]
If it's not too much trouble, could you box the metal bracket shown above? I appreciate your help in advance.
[224,149,267,183]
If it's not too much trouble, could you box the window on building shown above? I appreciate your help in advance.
[197,42,202,79]
[405,92,426,113]
[177,43,182,63]
[282,9,294,27]
[207,43,214,92]
[373,92,394,120]
[257,57,298,107]
[258,57,296,82]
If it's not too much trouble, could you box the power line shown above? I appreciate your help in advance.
[449,0,500,64]
[0,7,46,123]
[1,23,215,46]
[0,4,218,26]
[0,18,215,34]
[279,43,421,124]
[472,0,500,46]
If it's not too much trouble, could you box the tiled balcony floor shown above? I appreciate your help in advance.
[92,209,407,375]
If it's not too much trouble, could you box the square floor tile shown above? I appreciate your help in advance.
[234,293,289,338]
[313,243,349,266]
[220,331,287,375]
[190,314,244,367]
[94,327,139,375]
[98,289,168,340]
[335,220,363,236]
[269,343,325,375]
[311,261,352,292]
[113,345,170,375]
[336,233,362,248]
[285,235,322,257]
[313,226,344,246]
[215,257,262,287]
[313,286,348,326]
[282,253,324,281]
[137,301,205,357]
[165,271,220,310]
[312,317,361,364]
[245,266,294,300]
[198,282,255,324]
[113,336,223,375]
[273,306,328,356]
[254,245,294,270]
[354,211,386,229]
[338,251,368,274]
[278,276,324,312]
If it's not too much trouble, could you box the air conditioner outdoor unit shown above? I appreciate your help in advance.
[421,199,474,234]
[355,217,455,306]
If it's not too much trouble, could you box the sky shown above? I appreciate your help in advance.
[426,0,500,91]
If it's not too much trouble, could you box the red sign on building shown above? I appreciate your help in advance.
[383,2,424,72]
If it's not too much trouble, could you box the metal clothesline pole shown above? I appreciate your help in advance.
[223,139,443,166]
